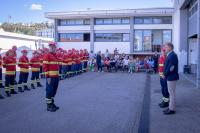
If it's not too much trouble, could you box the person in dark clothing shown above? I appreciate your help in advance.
[163,42,179,115]
[153,51,159,73]
[96,51,103,72]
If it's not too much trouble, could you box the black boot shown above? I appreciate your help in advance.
[52,99,59,110]
[5,92,11,97]
[47,104,57,112]
[37,82,43,87]
[24,86,30,91]
[0,84,4,88]
[159,101,169,108]
[10,89,18,94]
[18,87,24,93]
[31,84,36,89]
[0,94,4,99]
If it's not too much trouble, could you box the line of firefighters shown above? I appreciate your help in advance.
[0,44,89,99]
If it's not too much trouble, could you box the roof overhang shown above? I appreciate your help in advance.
[45,8,174,19]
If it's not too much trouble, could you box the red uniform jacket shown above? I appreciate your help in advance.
[43,52,59,78]
[30,56,40,72]
[159,55,166,77]
[3,56,16,76]
[0,55,2,68]
[18,55,29,73]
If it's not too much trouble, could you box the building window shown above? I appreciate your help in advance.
[60,20,67,26]
[134,17,143,24]
[134,29,172,52]
[122,18,130,24]
[96,19,104,25]
[153,17,162,24]
[59,19,90,26]
[143,30,152,51]
[59,33,90,42]
[75,19,84,25]
[104,18,113,24]
[95,18,130,25]
[134,16,172,24]
[95,33,129,42]
[143,17,153,24]
[113,18,121,24]
[134,30,143,52]
[123,34,130,42]
[163,30,172,44]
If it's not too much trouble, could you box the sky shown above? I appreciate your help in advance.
[0,0,173,23]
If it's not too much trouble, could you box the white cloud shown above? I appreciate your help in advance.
[30,4,42,10]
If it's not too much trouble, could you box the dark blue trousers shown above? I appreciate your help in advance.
[46,77,59,99]
[160,78,169,99]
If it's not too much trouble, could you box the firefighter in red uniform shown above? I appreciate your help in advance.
[158,47,169,108]
[18,50,30,92]
[0,48,4,99]
[43,42,60,112]
[3,50,18,97]
[30,51,43,89]
[12,45,18,85]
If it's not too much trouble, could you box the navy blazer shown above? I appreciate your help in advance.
[164,51,179,81]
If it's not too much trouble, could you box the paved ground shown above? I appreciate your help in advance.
[0,72,146,133]
[0,72,200,133]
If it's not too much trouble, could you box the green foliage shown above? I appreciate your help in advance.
[0,22,48,35]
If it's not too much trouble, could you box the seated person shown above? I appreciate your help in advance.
[104,58,110,72]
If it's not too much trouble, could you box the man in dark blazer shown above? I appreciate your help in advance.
[163,42,179,115]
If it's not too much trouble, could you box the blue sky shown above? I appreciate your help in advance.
[0,0,173,23]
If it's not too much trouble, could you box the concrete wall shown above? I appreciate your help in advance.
[94,42,130,54]
[188,13,198,37]
[57,42,90,51]
[134,24,173,30]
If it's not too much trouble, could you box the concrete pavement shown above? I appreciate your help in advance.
[0,72,200,133]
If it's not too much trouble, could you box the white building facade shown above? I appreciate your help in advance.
[173,0,200,88]
[45,8,173,55]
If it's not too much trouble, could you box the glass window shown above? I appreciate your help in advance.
[59,33,67,42]
[152,30,162,45]
[60,20,67,26]
[163,30,172,43]
[153,17,162,24]
[67,20,75,25]
[75,19,84,25]
[162,17,172,24]
[143,30,152,51]
[143,17,153,24]
[104,19,112,24]
[134,17,143,24]
[59,33,84,42]
[122,18,130,24]
[84,19,90,25]
[123,34,130,42]
[95,34,104,41]
[113,18,121,24]
[134,30,143,52]
[96,19,104,25]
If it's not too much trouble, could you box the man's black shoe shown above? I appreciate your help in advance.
[18,87,24,93]
[47,104,57,112]
[6,92,11,97]
[37,83,43,87]
[0,94,4,99]
[159,101,169,108]
[163,108,176,115]
[31,84,36,89]
[24,86,31,91]
[10,90,18,94]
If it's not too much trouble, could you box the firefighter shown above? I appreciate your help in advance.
[18,50,30,92]
[158,47,169,108]
[12,45,18,85]
[67,50,73,77]
[43,42,60,112]
[3,50,18,97]
[30,51,43,89]
[84,49,89,72]
[0,48,4,99]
